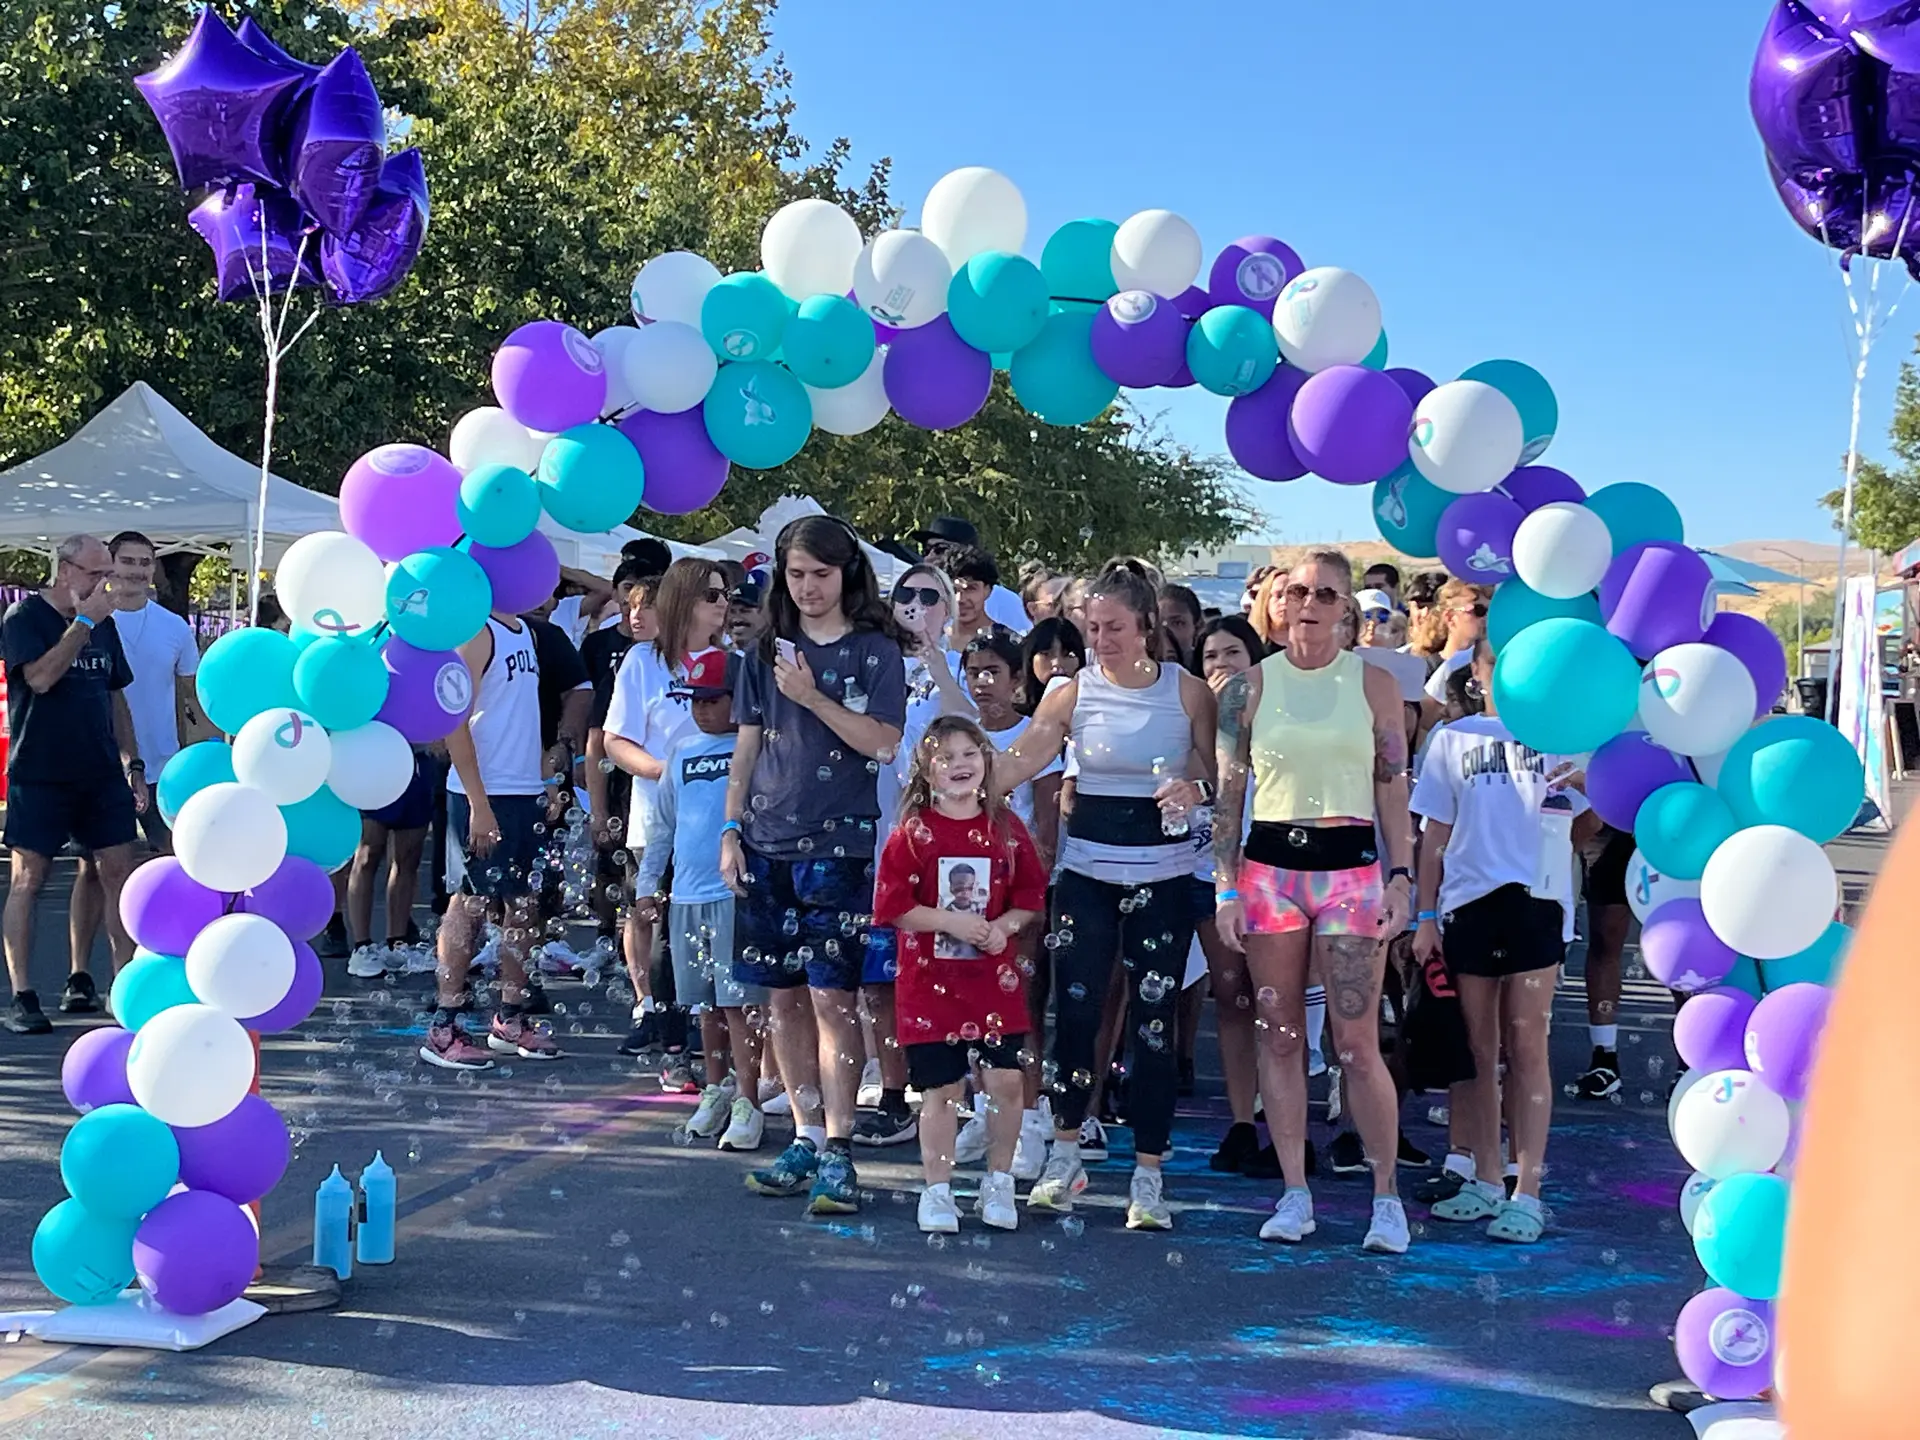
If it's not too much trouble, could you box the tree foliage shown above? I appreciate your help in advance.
[2,0,1245,571]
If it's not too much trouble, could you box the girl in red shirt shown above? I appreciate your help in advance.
[874,716,1047,1234]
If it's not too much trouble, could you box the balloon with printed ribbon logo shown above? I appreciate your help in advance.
[1460,359,1558,465]
[1675,1287,1775,1401]
[232,707,332,806]
[1409,381,1524,495]
[852,231,952,330]
[339,444,463,563]
[1187,304,1278,397]
[492,321,607,432]
[1371,462,1450,556]
[33,1198,138,1305]
[385,547,492,652]
[1273,267,1382,373]
[703,360,813,468]
[1206,235,1304,316]
[631,250,722,328]
[1435,490,1524,582]
[377,638,472,744]
[1090,291,1188,388]
[1672,1067,1792,1179]
[1638,643,1758,758]
[276,531,389,640]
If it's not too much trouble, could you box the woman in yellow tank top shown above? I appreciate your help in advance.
[1211,550,1417,1254]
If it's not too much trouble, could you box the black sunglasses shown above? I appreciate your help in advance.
[1284,584,1343,607]
[702,586,727,604]
[893,585,944,608]
[1454,602,1488,618]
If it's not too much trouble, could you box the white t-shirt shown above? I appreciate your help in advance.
[979,713,1062,831]
[1359,645,1431,706]
[1409,714,1589,939]
[1423,648,1473,704]
[604,644,699,835]
[112,601,197,769]
[880,650,970,838]
[448,616,544,798]
[550,594,619,647]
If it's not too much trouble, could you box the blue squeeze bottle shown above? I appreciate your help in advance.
[313,1164,353,1280]
[357,1151,396,1265]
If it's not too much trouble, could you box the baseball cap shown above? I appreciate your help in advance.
[913,515,979,549]
[1355,588,1396,619]
[686,647,735,697]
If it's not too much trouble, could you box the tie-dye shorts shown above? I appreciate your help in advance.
[1241,858,1384,936]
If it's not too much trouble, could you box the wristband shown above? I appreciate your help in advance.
[74,614,95,630]
[1387,866,1413,884]
[719,819,742,836]
[1195,779,1217,806]
[1216,888,1240,903]
[1416,910,1438,923]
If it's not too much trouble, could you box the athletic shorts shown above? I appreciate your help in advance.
[368,752,434,831]
[668,897,767,1010]
[1584,828,1635,908]
[136,803,172,852]
[1242,857,1384,937]
[861,924,899,985]
[906,1032,1029,1092]
[449,793,542,901]
[1441,883,1566,979]
[3,778,138,858]
[732,848,878,992]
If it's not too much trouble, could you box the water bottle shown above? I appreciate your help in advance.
[1152,756,1190,838]
[356,1151,396,1266]
[313,1165,353,1280]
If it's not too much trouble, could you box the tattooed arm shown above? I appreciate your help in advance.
[1210,665,1261,952]
[1365,663,1415,937]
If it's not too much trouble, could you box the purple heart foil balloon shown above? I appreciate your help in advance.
[285,48,387,236]
[320,147,428,305]
[1751,0,1869,182]
[188,183,319,302]
[135,8,307,190]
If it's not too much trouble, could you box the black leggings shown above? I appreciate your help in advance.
[1050,869,1198,1158]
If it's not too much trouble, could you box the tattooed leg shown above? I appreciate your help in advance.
[1317,931,1400,1197]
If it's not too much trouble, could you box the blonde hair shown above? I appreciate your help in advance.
[901,715,1010,829]
[1254,549,1356,647]
[1406,606,1448,658]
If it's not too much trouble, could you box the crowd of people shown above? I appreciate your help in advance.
[2,515,1641,1253]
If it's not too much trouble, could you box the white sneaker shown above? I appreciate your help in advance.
[976,1170,1018,1231]
[856,1057,882,1109]
[1125,1166,1172,1231]
[1363,1196,1411,1255]
[472,932,501,974]
[1012,1108,1050,1182]
[718,1096,765,1152]
[953,1095,989,1166]
[1259,1187,1317,1243]
[400,944,439,976]
[347,944,389,979]
[763,1088,793,1117]
[686,1079,736,1138]
[1027,1141,1087,1212]
[918,1183,960,1234]
[1077,1115,1109,1163]
[1307,1047,1327,1078]
[757,1077,784,1106]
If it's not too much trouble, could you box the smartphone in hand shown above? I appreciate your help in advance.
[775,638,798,666]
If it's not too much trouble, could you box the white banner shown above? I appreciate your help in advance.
[1836,576,1892,828]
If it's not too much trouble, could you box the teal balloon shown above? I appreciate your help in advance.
[1488,580,1603,652]
[1694,1171,1790,1300]
[1462,359,1558,464]
[1362,329,1389,370]
[1372,463,1453,559]
[33,1197,138,1305]
[110,949,195,1031]
[456,463,540,547]
[991,351,1013,371]
[294,635,390,732]
[1587,482,1684,551]
[1186,305,1279,397]
[700,271,790,361]
[1723,953,1766,998]
[282,786,361,872]
[781,295,875,390]
[156,741,235,824]
[385,547,493,652]
[702,360,812,469]
[1768,921,1852,988]
[1717,715,1866,844]
[1492,617,1641,752]
[1039,218,1118,310]
[536,424,646,532]
[196,628,298,736]
[948,251,1050,354]
[61,1104,180,1221]
[1634,782,1738,881]
[1009,311,1118,426]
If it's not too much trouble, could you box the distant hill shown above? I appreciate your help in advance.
[1714,540,1844,571]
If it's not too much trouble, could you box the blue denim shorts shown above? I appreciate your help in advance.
[733,848,879,992]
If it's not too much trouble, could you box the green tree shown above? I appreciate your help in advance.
[1822,338,1920,551]
[1765,586,1834,678]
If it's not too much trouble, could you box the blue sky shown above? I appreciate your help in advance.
[768,0,1912,549]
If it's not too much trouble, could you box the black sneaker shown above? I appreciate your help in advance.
[1574,1047,1621,1101]
[1236,1137,1313,1179]
[851,1106,918,1147]
[618,1012,661,1057]
[1413,1162,1470,1205]
[59,972,99,1015]
[316,915,350,960]
[521,980,553,1017]
[1327,1130,1369,1175]
[1209,1122,1259,1173]
[6,991,52,1035]
[1398,1132,1429,1167]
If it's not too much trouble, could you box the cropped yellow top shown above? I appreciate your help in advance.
[1249,648,1376,823]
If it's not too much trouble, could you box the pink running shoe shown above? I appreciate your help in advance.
[420,1021,494,1071]
[488,1012,563,1060]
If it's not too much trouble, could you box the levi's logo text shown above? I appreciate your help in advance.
[681,752,731,784]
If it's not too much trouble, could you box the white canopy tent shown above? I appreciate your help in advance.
[544,522,722,574]
[703,494,906,587]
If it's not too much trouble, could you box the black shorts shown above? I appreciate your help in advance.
[1583,828,1635,908]
[732,848,878,992]
[449,793,543,901]
[906,1032,1030,1092]
[3,778,138,858]
[368,753,434,831]
[1441,884,1566,979]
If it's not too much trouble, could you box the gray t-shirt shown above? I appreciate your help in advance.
[734,628,907,861]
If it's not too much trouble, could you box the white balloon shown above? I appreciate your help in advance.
[1638,644,1759,758]
[231,708,332,805]
[326,721,415,810]
[807,348,891,436]
[630,250,722,328]
[173,782,288,893]
[1679,1170,1718,1236]
[1700,824,1838,960]
[624,321,718,415]
[761,198,864,301]
[127,1003,256,1128]
[1272,267,1381,373]
[1510,501,1614,598]
[1668,1065,1703,1136]
[274,531,388,640]
[852,230,952,330]
[449,406,544,475]
[1626,847,1701,924]
[186,912,295,1019]
[1410,380,1525,495]
[920,166,1027,267]
[1110,209,1202,297]
[1672,1068,1791,1179]
[592,327,645,414]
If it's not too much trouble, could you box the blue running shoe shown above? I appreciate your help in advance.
[807,1148,859,1215]
[745,1138,819,1197]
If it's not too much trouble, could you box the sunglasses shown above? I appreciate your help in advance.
[1284,584,1343,607]
[1454,602,1488,618]
[702,587,728,604]
[893,585,944,608]
[1362,608,1392,623]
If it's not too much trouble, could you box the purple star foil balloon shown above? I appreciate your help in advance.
[188,183,319,302]
[1807,0,1920,71]
[285,48,387,236]
[234,16,319,79]
[1751,0,1868,181]
[134,7,306,190]
[320,147,427,305]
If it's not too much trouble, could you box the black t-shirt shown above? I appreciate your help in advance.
[522,615,589,751]
[581,626,636,730]
[2,595,132,783]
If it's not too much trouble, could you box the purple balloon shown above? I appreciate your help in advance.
[1172,285,1211,319]
[1744,982,1831,1102]
[234,16,319,78]
[1090,292,1188,388]
[1674,986,1760,1073]
[133,1190,259,1317]
[1435,491,1525,583]
[1501,464,1585,512]
[1641,899,1740,992]
[62,1026,138,1114]
[172,1094,290,1205]
[1586,731,1695,830]
[882,316,992,430]
[1809,0,1920,70]
[469,530,560,615]
[284,49,386,235]
[1286,365,1414,487]
[1383,367,1435,408]
[188,184,319,304]
[1600,542,1714,658]
[377,638,473,744]
[119,857,227,955]
[615,408,729,515]
[237,856,334,940]
[492,322,608,434]
[339,443,463,562]
[320,146,428,306]
[1224,366,1311,482]
[1206,236,1304,317]
[1675,1288,1775,1401]
[241,939,322,1033]
[1704,612,1789,717]
[134,8,307,190]
[1751,0,1867,182]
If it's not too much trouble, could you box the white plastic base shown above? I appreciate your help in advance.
[0,1292,266,1351]
[1687,1402,1783,1440]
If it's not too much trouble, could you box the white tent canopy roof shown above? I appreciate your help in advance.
[703,494,904,585]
